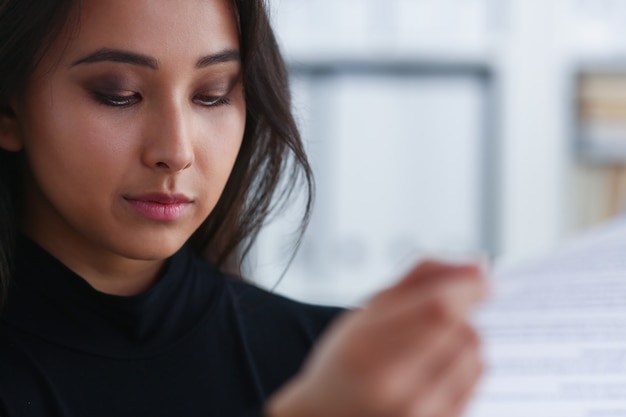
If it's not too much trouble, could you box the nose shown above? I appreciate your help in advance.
[141,99,194,173]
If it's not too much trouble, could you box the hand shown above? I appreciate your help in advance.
[266,260,488,417]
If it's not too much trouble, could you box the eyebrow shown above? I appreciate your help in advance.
[71,48,241,70]
[196,49,240,68]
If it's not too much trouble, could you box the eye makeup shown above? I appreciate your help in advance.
[80,72,140,107]
[76,65,243,109]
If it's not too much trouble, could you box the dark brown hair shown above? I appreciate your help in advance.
[0,0,313,309]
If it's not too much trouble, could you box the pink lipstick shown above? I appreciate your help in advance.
[124,193,192,221]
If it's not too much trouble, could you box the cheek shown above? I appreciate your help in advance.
[199,105,246,180]
[22,80,139,155]
[191,111,245,216]
[21,100,138,196]
[218,109,246,161]
[47,106,136,153]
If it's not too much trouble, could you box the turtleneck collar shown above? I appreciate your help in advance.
[3,236,224,358]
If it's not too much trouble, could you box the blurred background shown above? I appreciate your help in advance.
[248,0,626,306]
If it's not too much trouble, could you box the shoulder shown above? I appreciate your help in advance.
[217,277,345,393]
[224,278,344,341]
[186,249,344,336]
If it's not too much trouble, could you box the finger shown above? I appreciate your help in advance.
[369,261,487,323]
[353,298,464,366]
[447,357,484,417]
[366,272,486,336]
[353,276,485,377]
[376,261,486,303]
[401,260,478,287]
[407,324,482,417]
[413,321,478,390]
[366,320,474,415]
[310,305,471,413]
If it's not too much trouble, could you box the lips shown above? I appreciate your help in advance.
[127,193,191,204]
[124,193,192,221]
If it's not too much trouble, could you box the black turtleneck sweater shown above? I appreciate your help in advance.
[0,238,342,417]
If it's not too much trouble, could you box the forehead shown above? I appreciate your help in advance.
[58,0,240,63]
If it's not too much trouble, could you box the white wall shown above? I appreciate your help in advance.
[497,0,572,263]
[250,0,626,305]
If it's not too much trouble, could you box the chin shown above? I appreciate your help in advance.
[112,231,191,261]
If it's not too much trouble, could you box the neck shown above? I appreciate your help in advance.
[22,228,168,296]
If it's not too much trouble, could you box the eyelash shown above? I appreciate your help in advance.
[193,95,231,107]
[93,92,140,107]
[92,92,231,108]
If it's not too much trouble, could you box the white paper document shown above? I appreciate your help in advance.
[464,218,626,417]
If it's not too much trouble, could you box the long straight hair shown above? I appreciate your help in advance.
[0,0,313,309]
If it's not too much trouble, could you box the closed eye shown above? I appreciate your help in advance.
[93,92,141,107]
[193,94,231,107]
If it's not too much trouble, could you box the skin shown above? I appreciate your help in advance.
[1,0,246,295]
[0,0,487,415]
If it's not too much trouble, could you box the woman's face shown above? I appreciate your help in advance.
[3,0,245,280]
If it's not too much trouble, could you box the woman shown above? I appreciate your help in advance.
[0,0,487,416]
